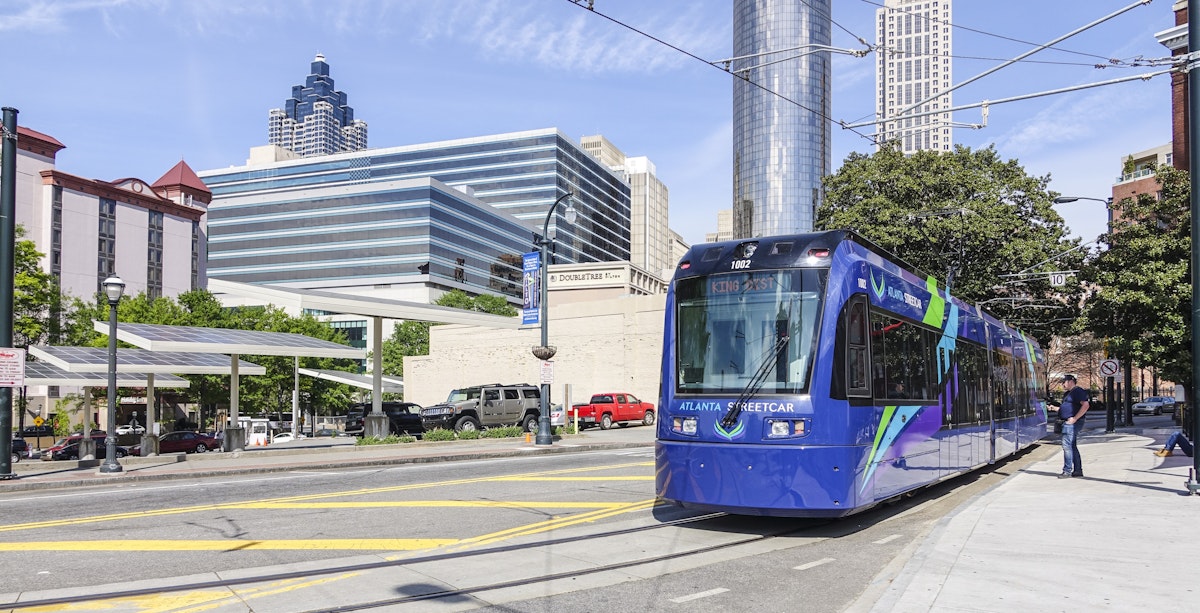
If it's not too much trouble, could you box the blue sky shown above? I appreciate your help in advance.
[1,0,1175,247]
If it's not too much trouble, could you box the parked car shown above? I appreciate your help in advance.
[19,425,55,440]
[572,393,656,430]
[313,428,342,438]
[130,431,220,456]
[421,383,541,432]
[10,438,27,463]
[271,432,306,444]
[1133,396,1176,416]
[42,434,126,461]
[115,424,146,435]
[346,402,425,437]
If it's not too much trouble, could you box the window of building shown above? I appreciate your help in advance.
[147,211,163,299]
[97,198,116,292]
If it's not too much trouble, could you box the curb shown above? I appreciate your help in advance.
[0,440,653,492]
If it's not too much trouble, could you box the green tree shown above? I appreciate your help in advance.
[12,226,58,348]
[379,290,517,376]
[1081,165,1191,388]
[817,144,1085,345]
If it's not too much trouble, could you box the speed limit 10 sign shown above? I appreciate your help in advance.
[1099,359,1120,377]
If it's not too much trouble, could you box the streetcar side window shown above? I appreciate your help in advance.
[953,340,990,425]
[870,311,939,402]
[832,296,871,400]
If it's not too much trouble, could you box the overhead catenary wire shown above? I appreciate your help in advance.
[857,0,1146,66]
[888,0,1154,122]
[564,0,881,144]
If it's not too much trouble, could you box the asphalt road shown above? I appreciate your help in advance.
[0,432,1064,612]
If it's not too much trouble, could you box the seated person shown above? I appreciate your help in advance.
[1154,431,1194,457]
[888,382,908,399]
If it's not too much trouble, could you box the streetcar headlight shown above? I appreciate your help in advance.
[672,416,698,436]
[765,418,809,439]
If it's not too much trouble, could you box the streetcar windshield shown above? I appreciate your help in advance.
[675,268,825,394]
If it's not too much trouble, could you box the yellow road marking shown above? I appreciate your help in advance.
[0,539,458,551]
[27,573,362,613]
[489,476,654,481]
[0,461,654,533]
[243,500,632,509]
[448,498,660,550]
[10,462,661,612]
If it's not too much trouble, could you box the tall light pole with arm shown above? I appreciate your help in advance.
[532,192,576,446]
[99,276,125,474]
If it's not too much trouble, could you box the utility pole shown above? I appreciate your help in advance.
[0,107,18,480]
[1188,0,1200,494]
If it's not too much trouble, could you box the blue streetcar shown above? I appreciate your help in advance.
[656,231,1048,517]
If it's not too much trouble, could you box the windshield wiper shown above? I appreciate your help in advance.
[720,333,790,428]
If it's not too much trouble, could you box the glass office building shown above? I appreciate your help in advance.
[199,129,631,301]
[732,0,831,237]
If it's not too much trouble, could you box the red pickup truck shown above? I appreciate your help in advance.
[572,393,655,430]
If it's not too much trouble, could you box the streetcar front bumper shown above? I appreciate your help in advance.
[655,439,865,518]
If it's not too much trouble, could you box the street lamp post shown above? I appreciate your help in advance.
[99,276,125,474]
[531,191,576,446]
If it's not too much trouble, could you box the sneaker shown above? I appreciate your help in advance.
[1057,473,1072,479]
[1155,449,1172,457]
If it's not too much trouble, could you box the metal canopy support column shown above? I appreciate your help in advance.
[79,387,96,460]
[141,374,158,456]
[225,354,245,452]
[292,356,300,439]
[364,316,388,438]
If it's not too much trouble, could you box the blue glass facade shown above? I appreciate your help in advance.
[732,0,831,237]
[285,55,355,127]
[205,179,532,299]
[200,129,632,299]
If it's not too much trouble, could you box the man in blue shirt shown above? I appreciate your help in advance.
[1056,374,1090,478]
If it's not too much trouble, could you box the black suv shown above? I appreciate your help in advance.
[345,402,424,438]
[10,438,28,463]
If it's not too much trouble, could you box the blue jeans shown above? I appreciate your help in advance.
[1061,422,1082,475]
[1165,431,1194,456]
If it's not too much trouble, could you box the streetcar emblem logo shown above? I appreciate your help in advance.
[713,418,746,441]
[870,271,886,300]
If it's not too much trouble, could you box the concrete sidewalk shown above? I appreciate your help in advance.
[858,424,1199,612]
[0,428,656,492]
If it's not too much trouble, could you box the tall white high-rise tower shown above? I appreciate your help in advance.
[875,0,953,153]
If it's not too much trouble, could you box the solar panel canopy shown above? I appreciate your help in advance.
[30,346,267,375]
[297,368,404,393]
[209,278,521,328]
[22,361,190,387]
[94,322,366,358]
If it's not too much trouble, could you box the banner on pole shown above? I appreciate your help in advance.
[522,252,541,326]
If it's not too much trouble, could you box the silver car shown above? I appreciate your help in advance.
[1132,396,1175,416]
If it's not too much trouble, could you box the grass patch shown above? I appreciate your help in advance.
[456,429,481,440]
[355,435,403,446]
[483,426,523,438]
[423,428,456,442]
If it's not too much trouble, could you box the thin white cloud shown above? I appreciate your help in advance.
[403,1,727,74]
[995,77,1158,156]
[0,0,141,32]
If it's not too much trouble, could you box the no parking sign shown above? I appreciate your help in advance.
[1099,359,1120,378]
